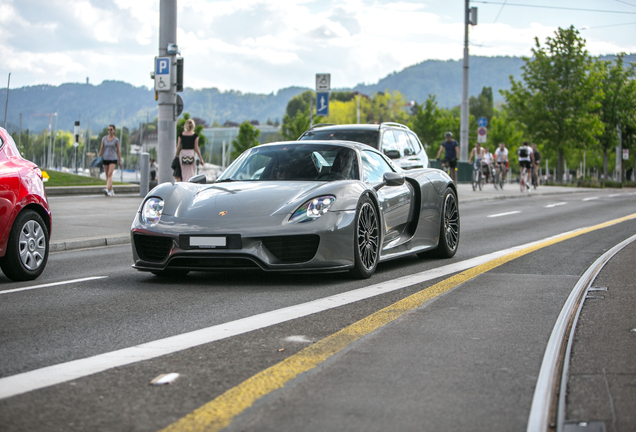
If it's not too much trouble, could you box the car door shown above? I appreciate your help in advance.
[0,135,20,248]
[360,150,414,248]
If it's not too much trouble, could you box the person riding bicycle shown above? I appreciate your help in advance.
[518,141,534,190]
[531,143,541,187]
[436,132,459,183]
[494,142,509,178]
[468,142,486,190]
[482,145,494,183]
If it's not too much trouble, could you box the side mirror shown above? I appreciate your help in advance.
[189,174,207,184]
[384,150,400,159]
[374,172,405,190]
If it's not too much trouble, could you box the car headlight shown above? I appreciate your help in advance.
[141,197,164,225]
[290,196,335,223]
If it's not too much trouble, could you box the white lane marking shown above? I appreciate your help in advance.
[488,211,521,218]
[608,194,622,197]
[544,202,567,208]
[0,277,108,295]
[0,223,631,401]
[582,197,599,201]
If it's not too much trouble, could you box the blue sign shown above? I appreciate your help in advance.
[156,57,170,75]
[478,117,487,127]
[155,57,171,91]
[316,92,329,116]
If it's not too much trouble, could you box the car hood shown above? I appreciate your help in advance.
[164,181,330,220]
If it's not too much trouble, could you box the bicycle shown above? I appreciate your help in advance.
[520,166,531,192]
[472,163,483,191]
[494,163,505,190]
[440,160,457,183]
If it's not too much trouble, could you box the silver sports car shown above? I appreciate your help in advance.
[131,141,459,279]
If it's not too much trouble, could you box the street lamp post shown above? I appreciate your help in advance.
[460,2,477,162]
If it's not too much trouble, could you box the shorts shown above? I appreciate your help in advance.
[519,160,532,170]
[103,159,118,166]
[496,161,507,168]
[443,158,458,169]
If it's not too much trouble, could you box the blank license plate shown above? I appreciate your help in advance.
[190,236,226,248]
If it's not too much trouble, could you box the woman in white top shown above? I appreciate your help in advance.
[98,124,122,196]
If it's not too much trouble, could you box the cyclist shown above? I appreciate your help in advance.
[482,145,494,183]
[436,132,459,183]
[494,142,509,181]
[468,142,485,189]
[531,143,541,187]
[518,141,534,190]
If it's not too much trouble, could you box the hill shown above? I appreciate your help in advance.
[2,54,634,132]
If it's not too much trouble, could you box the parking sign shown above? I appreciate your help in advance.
[155,57,171,92]
[316,74,330,92]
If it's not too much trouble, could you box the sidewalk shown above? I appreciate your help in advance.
[47,182,601,252]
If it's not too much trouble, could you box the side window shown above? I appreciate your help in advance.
[393,130,417,156]
[406,132,423,155]
[381,130,398,155]
[361,150,394,183]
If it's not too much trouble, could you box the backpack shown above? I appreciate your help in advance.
[519,147,528,158]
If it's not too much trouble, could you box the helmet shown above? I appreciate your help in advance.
[445,132,453,138]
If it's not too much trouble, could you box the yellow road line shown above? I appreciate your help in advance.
[161,212,636,432]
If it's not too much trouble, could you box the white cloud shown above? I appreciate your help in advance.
[1,0,635,93]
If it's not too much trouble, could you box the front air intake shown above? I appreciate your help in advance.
[262,235,320,263]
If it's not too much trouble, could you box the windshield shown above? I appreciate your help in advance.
[216,144,359,182]
[299,129,379,148]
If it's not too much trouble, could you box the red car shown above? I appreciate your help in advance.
[0,127,51,281]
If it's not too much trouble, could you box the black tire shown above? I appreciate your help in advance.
[419,188,459,259]
[350,195,380,279]
[0,209,49,281]
[151,269,190,278]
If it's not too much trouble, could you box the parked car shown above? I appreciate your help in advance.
[131,141,458,279]
[298,122,429,170]
[0,127,51,281]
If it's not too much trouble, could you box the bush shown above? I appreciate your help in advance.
[602,180,623,189]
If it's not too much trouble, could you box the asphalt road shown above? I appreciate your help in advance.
[0,188,634,431]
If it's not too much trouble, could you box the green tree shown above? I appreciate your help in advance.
[594,54,636,179]
[409,94,444,150]
[286,91,314,118]
[469,86,494,122]
[366,90,409,124]
[281,108,312,140]
[502,26,602,182]
[177,112,208,156]
[230,121,260,160]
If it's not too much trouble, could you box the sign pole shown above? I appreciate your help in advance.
[157,0,177,184]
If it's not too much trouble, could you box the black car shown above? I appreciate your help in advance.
[299,122,428,170]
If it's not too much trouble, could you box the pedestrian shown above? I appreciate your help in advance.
[531,143,541,187]
[98,124,122,196]
[176,119,204,182]
[149,158,157,181]
[436,132,459,183]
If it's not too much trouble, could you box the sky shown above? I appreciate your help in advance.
[1,0,635,94]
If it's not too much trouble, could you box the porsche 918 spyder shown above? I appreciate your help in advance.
[131,141,459,279]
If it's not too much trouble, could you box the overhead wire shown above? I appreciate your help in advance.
[471,1,636,14]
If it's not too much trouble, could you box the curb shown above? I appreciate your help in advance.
[50,235,130,252]
[45,185,140,196]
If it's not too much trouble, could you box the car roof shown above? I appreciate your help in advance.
[306,124,381,131]
[304,122,412,132]
[257,140,378,153]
